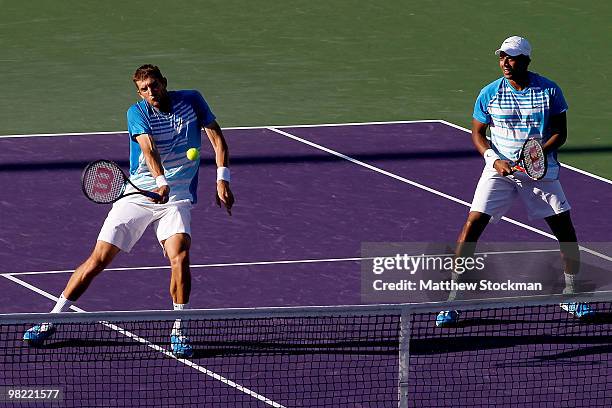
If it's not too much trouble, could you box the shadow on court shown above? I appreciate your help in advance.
[0,149,483,172]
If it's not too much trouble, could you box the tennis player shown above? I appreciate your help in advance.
[436,36,592,327]
[23,65,234,357]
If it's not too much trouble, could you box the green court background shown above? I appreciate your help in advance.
[1,0,610,178]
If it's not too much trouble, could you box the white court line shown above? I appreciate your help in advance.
[1,274,286,408]
[438,119,612,185]
[1,256,367,276]
[1,119,609,185]
[1,249,572,277]
[273,119,441,128]
[559,163,612,186]
[267,127,612,264]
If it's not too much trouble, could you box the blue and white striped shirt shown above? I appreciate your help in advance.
[473,72,568,179]
[126,90,216,203]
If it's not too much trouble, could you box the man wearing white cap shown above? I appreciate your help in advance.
[436,36,593,327]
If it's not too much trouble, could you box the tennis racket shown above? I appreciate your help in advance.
[81,159,162,204]
[510,138,547,180]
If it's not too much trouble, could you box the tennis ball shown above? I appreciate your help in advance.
[186,148,200,161]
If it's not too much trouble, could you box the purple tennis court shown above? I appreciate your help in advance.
[1,121,611,407]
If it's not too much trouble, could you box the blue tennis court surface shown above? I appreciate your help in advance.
[1,121,611,407]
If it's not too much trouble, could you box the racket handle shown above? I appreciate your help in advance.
[511,165,525,174]
[142,191,163,201]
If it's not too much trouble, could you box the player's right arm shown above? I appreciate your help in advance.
[471,119,490,156]
[135,133,170,203]
[472,80,514,177]
[471,119,512,177]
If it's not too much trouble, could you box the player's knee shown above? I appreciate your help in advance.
[461,220,482,237]
[83,250,115,276]
[462,220,475,232]
[556,231,577,243]
[466,211,489,224]
[88,242,118,270]
[559,241,580,260]
[457,213,490,244]
[546,211,578,242]
[82,257,107,277]
[169,250,189,268]
[465,213,489,229]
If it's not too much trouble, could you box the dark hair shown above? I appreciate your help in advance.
[520,55,531,62]
[132,64,165,84]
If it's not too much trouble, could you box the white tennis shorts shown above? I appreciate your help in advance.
[98,195,192,252]
[470,166,571,223]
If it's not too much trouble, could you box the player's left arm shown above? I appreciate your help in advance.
[204,120,234,215]
[542,111,567,154]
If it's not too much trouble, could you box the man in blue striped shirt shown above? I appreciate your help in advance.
[437,36,592,327]
[24,65,234,356]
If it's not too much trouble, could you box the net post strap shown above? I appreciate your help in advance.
[398,310,411,408]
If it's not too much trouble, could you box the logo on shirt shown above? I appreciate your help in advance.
[172,116,184,133]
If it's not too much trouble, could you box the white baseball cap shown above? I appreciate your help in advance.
[495,36,531,57]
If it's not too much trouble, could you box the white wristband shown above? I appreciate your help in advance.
[155,175,168,188]
[483,149,501,169]
[217,167,231,182]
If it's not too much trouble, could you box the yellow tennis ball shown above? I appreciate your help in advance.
[186,148,200,161]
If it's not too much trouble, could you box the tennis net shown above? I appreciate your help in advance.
[1,292,612,407]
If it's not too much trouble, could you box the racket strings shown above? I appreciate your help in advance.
[82,161,126,203]
[522,139,546,179]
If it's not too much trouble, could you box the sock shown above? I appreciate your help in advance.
[41,293,73,331]
[447,272,462,302]
[172,302,189,337]
[51,293,73,314]
[563,273,576,295]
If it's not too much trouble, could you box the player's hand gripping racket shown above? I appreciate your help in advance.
[81,160,162,204]
[510,138,547,180]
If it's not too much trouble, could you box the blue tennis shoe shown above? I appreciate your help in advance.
[171,334,194,358]
[23,324,56,346]
[436,310,460,327]
[560,302,595,319]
